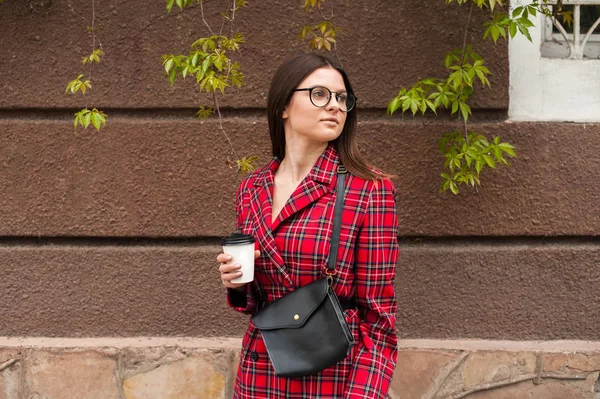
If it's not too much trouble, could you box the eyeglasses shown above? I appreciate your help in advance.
[292,86,356,112]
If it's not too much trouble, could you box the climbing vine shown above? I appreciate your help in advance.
[66,0,107,131]
[3,0,575,190]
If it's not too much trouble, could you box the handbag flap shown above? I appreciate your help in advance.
[252,278,329,330]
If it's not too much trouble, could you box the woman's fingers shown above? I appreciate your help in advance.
[216,253,232,264]
[219,262,241,275]
[217,250,258,289]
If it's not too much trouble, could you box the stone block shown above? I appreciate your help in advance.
[123,353,229,399]
[0,375,6,399]
[542,352,600,373]
[462,351,537,389]
[230,348,241,396]
[389,350,458,399]
[25,351,119,399]
[0,350,22,399]
[467,379,593,399]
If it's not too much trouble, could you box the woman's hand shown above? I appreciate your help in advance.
[217,250,261,291]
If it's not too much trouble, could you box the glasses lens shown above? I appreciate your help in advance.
[310,87,331,107]
[338,93,355,112]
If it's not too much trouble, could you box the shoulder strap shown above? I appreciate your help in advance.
[327,165,347,272]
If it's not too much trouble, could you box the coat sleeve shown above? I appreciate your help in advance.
[344,178,399,399]
[225,182,259,315]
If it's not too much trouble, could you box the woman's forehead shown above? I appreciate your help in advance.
[298,67,346,90]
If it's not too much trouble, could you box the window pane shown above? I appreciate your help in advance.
[552,5,600,34]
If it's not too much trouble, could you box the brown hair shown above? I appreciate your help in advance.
[266,53,386,181]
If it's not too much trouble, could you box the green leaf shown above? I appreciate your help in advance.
[425,99,437,114]
[410,99,418,115]
[196,106,214,120]
[482,154,495,168]
[202,56,211,74]
[387,96,401,116]
[166,0,175,12]
[509,21,517,37]
[91,112,101,130]
[237,155,260,174]
[491,25,500,42]
[459,101,471,120]
[168,68,177,86]
[475,159,484,174]
[164,58,174,74]
[450,180,459,195]
[83,112,92,128]
[498,142,516,157]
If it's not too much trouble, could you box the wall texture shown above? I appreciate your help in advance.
[1,0,599,339]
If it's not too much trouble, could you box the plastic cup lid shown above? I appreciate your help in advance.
[220,232,255,246]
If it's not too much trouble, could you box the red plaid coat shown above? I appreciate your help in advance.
[227,144,399,399]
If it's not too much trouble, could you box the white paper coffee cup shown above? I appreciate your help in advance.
[220,233,256,284]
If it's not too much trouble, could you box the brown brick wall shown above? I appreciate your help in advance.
[0,0,598,339]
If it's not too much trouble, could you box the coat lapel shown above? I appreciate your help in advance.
[250,158,294,287]
[250,144,340,288]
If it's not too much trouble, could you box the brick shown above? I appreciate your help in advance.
[123,354,228,399]
[25,351,119,399]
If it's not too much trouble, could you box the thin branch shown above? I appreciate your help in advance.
[444,372,589,399]
[460,2,475,65]
[330,2,343,68]
[90,0,95,80]
[0,358,18,372]
[321,1,343,67]
[140,2,211,34]
[317,1,334,20]
[231,0,236,25]
[213,92,236,158]
[200,0,216,36]
[459,2,474,145]
[428,352,470,399]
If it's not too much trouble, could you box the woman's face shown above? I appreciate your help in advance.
[282,66,348,146]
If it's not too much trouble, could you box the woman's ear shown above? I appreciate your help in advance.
[281,109,288,119]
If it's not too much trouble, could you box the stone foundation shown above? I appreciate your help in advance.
[1,338,599,398]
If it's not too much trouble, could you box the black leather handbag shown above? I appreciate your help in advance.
[251,165,355,378]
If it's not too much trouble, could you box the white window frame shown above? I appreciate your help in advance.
[509,0,600,122]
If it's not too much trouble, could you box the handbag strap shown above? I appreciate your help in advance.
[326,164,347,276]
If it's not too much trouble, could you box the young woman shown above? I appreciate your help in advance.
[217,53,399,399]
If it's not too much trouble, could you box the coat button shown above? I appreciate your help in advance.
[249,351,259,362]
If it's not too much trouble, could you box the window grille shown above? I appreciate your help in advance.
[542,1,600,59]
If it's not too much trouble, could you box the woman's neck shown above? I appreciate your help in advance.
[278,140,328,183]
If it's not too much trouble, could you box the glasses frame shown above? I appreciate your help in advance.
[292,86,356,112]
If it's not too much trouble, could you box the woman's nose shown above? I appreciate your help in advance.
[326,96,341,111]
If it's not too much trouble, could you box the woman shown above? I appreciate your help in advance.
[217,53,399,399]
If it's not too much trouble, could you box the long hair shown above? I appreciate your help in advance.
[266,53,386,181]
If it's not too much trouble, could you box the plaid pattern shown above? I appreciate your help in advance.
[227,144,399,399]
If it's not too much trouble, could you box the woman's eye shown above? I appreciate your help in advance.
[338,94,348,102]
[313,90,326,98]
